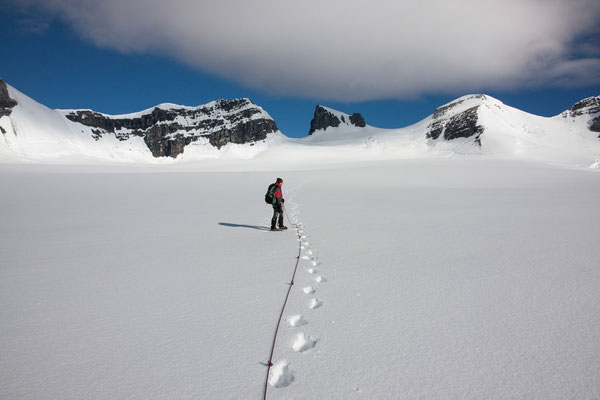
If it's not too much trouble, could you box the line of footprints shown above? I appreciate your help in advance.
[269,204,326,389]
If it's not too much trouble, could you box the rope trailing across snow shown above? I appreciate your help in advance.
[262,206,301,400]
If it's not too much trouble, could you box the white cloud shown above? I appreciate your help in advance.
[13,0,600,100]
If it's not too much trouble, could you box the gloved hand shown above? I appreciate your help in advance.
[282,199,285,203]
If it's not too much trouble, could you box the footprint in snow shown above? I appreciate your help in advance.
[286,314,307,327]
[269,360,294,388]
[315,275,327,283]
[292,332,318,352]
[303,286,316,294]
[307,268,317,274]
[309,298,323,309]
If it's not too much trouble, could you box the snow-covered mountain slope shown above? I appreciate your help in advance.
[304,94,600,166]
[1,79,599,167]
[426,94,600,164]
[0,79,281,162]
[0,81,154,163]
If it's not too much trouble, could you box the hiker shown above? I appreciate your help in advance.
[266,178,287,231]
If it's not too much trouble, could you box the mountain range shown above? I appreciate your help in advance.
[1,78,599,166]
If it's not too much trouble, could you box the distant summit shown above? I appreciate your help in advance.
[62,98,279,157]
[426,94,487,146]
[423,94,600,148]
[309,105,366,135]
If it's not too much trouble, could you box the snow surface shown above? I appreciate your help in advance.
[1,159,599,399]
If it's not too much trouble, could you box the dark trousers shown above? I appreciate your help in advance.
[271,204,284,228]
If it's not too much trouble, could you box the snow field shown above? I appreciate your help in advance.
[1,158,599,399]
[267,200,329,390]
[0,169,297,399]
[274,159,600,399]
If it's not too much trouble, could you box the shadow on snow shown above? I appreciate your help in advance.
[218,222,270,231]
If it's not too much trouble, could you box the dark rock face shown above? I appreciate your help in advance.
[591,117,600,134]
[309,106,341,135]
[350,113,366,127]
[208,118,278,148]
[64,99,278,158]
[564,96,600,135]
[309,105,366,135]
[427,96,486,145]
[0,79,18,117]
[567,96,600,118]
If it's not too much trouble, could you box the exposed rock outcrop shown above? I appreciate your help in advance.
[64,99,278,157]
[0,79,18,117]
[566,96,600,118]
[426,95,486,145]
[309,106,341,134]
[563,96,600,135]
[309,105,366,135]
[349,112,366,128]
[592,118,600,134]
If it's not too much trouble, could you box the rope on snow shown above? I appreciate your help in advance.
[262,205,301,399]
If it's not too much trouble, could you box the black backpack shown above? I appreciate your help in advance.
[265,183,277,204]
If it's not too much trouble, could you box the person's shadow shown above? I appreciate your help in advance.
[218,222,270,231]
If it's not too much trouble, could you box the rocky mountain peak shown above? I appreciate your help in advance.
[426,94,487,145]
[62,98,279,158]
[431,94,487,120]
[309,105,366,135]
[213,97,253,110]
[566,96,600,117]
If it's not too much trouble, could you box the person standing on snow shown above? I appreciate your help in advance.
[267,178,287,231]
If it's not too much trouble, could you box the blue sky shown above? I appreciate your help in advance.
[1,1,599,138]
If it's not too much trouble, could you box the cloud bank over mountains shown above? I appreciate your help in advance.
[12,0,600,101]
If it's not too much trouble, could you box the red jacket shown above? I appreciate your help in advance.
[269,182,283,204]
